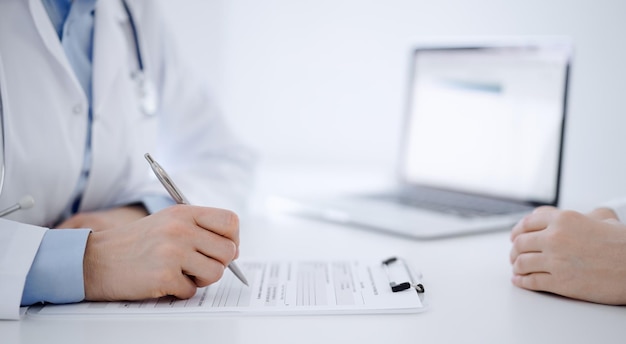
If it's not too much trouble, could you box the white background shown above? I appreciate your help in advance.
[160,0,626,210]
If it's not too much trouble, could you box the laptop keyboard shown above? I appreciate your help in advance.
[372,190,531,218]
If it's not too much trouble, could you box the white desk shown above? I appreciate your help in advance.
[3,163,626,343]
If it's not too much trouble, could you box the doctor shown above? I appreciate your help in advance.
[0,0,254,319]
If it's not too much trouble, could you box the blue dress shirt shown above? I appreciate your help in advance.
[42,0,95,218]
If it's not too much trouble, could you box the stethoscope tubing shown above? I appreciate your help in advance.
[121,0,144,71]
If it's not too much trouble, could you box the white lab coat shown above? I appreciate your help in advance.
[0,0,254,319]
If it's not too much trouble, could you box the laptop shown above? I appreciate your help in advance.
[273,41,572,239]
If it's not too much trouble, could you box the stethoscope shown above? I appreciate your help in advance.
[0,0,156,217]
[121,0,158,117]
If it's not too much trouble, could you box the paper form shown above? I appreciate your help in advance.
[28,259,425,317]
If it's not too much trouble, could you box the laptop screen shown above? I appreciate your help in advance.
[400,45,571,205]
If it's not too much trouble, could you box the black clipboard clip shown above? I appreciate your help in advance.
[382,257,425,294]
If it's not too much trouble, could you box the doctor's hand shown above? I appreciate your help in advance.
[510,206,626,305]
[82,205,240,301]
[57,204,149,232]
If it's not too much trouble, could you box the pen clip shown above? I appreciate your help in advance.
[382,257,425,294]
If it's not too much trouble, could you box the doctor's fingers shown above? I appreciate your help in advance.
[190,229,238,268]
[159,272,198,301]
[182,252,227,288]
[167,205,240,245]
[511,208,559,241]
[156,233,234,292]
[510,230,546,264]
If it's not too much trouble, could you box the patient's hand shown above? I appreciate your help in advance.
[510,206,626,305]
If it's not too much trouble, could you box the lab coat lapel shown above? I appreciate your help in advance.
[27,0,84,98]
[92,0,127,115]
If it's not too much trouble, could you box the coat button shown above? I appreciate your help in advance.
[72,104,83,115]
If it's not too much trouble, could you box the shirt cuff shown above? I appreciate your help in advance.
[21,229,91,306]
[142,195,175,214]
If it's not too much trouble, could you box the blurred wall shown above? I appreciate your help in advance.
[160,0,626,210]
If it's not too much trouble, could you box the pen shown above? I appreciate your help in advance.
[144,153,249,286]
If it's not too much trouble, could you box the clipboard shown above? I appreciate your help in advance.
[27,257,427,318]
[382,257,425,293]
